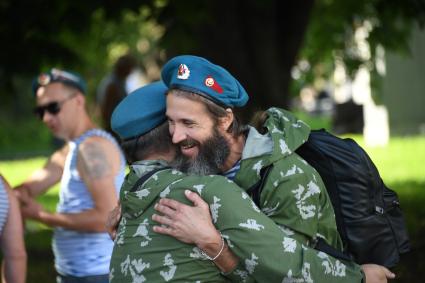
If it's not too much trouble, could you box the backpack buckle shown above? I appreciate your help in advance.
[375,206,384,214]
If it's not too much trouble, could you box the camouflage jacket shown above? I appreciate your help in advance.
[110,159,364,282]
[235,107,343,249]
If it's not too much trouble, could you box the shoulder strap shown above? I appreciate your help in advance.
[130,166,172,192]
[313,238,353,262]
[246,164,273,207]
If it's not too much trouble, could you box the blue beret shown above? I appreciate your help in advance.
[32,68,87,95]
[161,55,249,108]
[111,81,168,140]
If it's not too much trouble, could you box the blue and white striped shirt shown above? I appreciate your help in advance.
[54,129,126,277]
[0,178,9,234]
[223,159,241,181]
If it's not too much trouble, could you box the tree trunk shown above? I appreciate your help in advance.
[162,0,314,122]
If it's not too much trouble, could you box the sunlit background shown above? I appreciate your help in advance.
[0,1,424,282]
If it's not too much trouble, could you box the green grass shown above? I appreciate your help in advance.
[352,135,425,184]
[1,157,49,185]
[0,157,59,214]
[0,118,55,159]
[293,110,332,131]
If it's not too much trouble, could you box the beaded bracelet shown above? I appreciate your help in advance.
[200,234,225,261]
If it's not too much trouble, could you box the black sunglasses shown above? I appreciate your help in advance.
[33,95,75,120]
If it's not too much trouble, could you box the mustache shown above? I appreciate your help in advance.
[178,138,200,148]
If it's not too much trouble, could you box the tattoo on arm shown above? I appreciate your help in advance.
[79,142,111,179]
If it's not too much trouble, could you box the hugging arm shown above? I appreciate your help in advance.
[152,189,239,273]
[153,190,394,283]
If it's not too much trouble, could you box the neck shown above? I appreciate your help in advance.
[68,113,96,140]
[220,133,245,172]
[143,151,174,163]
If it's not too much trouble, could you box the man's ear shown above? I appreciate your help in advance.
[219,108,234,132]
[75,93,85,106]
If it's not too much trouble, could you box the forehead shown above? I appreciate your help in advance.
[166,92,212,121]
[36,82,68,103]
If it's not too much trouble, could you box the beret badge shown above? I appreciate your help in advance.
[162,55,249,107]
[177,64,190,80]
[37,73,51,86]
[205,76,223,93]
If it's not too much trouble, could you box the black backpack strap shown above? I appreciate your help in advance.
[313,238,353,262]
[246,164,273,207]
[244,161,354,262]
[130,166,172,192]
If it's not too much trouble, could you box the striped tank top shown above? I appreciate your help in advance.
[53,129,126,277]
[223,159,241,180]
[0,178,9,234]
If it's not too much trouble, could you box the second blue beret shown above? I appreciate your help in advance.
[111,81,168,140]
[32,68,87,96]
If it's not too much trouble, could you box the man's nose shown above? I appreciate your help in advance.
[171,124,186,144]
[42,111,54,123]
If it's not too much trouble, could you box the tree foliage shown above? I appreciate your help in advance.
[0,0,152,118]
[148,0,316,120]
[1,0,424,121]
[296,0,425,102]
[0,0,143,76]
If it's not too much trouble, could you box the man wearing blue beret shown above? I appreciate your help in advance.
[14,68,126,283]
[151,55,394,283]
[108,81,378,282]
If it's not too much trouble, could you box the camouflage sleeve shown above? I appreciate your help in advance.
[258,155,343,250]
[199,177,364,283]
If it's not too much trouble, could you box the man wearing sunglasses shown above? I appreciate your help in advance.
[14,68,126,283]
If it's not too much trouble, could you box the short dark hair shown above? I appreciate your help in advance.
[250,110,269,134]
[120,121,172,163]
[167,89,248,137]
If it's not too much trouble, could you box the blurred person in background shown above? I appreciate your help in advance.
[0,174,26,283]
[14,68,126,283]
[96,54,138,135]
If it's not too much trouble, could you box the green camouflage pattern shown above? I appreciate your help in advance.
[110,159,364,282]
[235,107,343,249]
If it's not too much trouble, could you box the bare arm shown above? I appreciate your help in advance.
[21,137,120,232]
[1,176,27,283]
[14,145,68,198]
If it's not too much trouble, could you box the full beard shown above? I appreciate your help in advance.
[171,128,230,175]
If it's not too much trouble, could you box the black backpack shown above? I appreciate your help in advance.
[248,129,410,268]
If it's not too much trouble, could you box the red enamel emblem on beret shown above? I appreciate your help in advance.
[205,76,223,93]
[38,73,51,86]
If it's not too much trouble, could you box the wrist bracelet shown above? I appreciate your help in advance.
[201,234,225,261]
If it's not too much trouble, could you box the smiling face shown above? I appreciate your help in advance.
[166,91,232,174]
[166,93,215,158]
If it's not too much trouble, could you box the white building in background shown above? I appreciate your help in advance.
[333,22,390,147]
[382,24,425,136]
[295,23,424,143]
[355,67,390,147]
